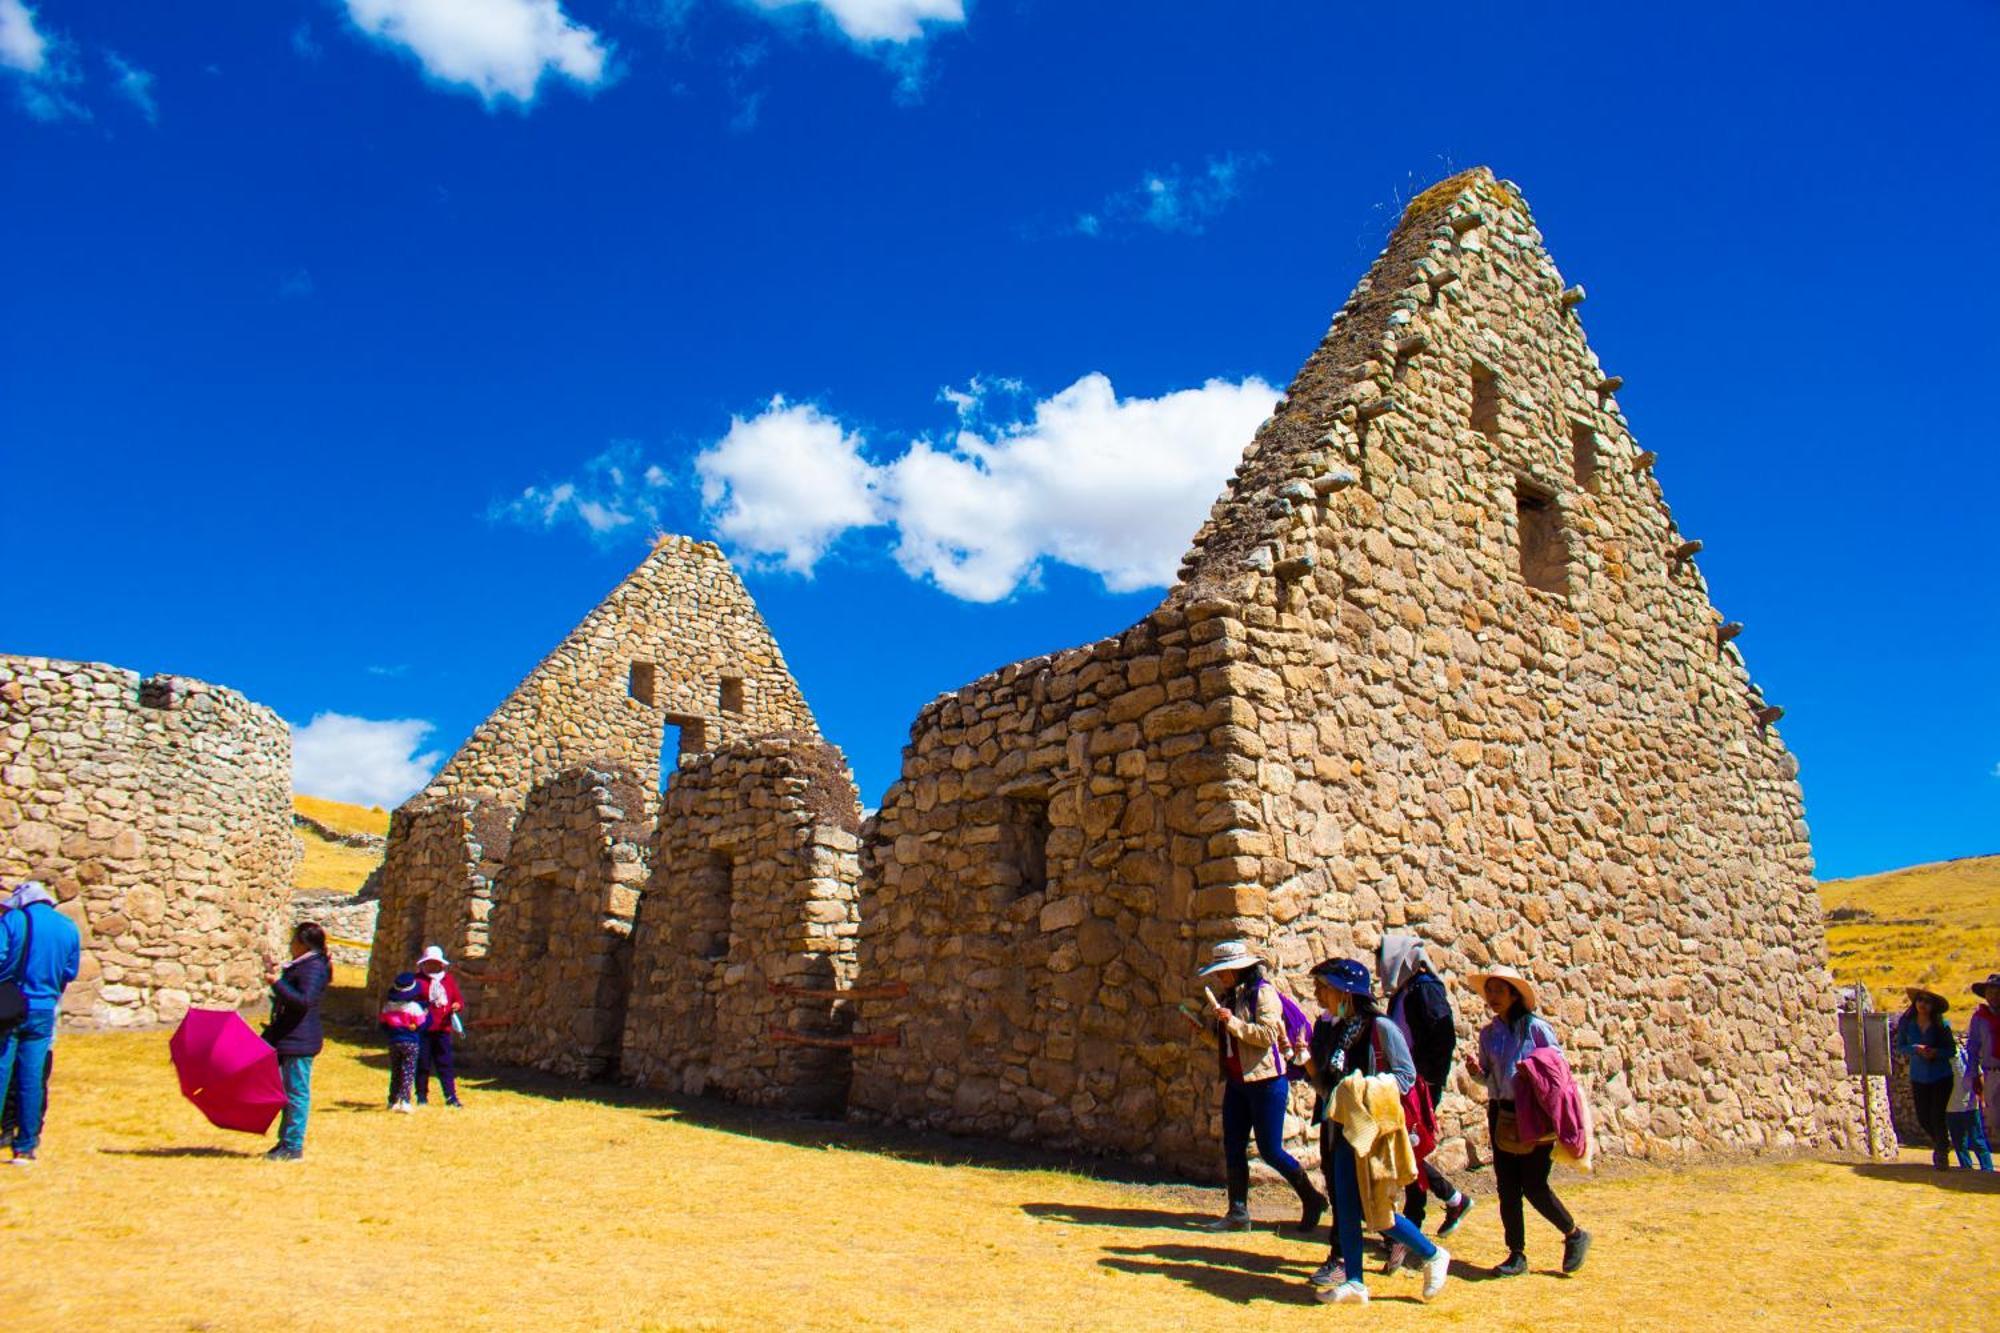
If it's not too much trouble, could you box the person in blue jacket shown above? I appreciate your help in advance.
[0,881,82,1165]
[261,922,331,1162]
[1892,987,1956,1170]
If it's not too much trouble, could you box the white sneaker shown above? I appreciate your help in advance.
[1421,1246,1451,1302]
[391,1101,414,1114]
[1315,1281,1369,1306]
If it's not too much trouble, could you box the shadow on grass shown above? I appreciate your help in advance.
[1851,1162,2000,1194]
[1097,1242,1358,1305]
[1020,1202,1210,1230]
[101,1146,260,1159]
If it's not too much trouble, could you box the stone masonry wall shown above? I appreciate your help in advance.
[0,655,299,1026]
[477,766,651,1078]
[364,797,515,995]
[851,169,1859,1175]
[422,535,821,805]
[622,735,864,1112]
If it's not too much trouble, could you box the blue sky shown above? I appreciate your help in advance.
[3,0,1995,880]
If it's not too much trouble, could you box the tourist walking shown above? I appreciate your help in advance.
[1188,940,1324,1234]
[1378,933,1474,1249]
[1892,987,1956,1170]
[1945,1026,1994,1171]
[1968,975,2000,1146]
[0,882,82,1166]
[1463,966,1591,1277]
[380,971,428,1112]
[415,946,465,1108]
[262,922,331,1162]
[1300,958,1451,1305]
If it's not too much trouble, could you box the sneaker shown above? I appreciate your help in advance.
[1421,1246,1451,1301]
[1561,1229,1592,1275]
[263,1146,302,1162]
[1493,1252,1528,1277]
[1202,1208,1252,1232]
[1438,1194,1475,1237]
[444,1097,464,1109]
[7,1151,36,1167]
[1382,1242,1410,1275]
[1315,1281,1368,1306]
[1308,1259,1343,1289]
[391,1101,414,1114]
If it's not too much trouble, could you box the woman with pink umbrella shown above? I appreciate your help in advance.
[261,922,330,1161]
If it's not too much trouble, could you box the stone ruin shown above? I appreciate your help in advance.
[0,656,299,1025]
[371,168,1861,1171]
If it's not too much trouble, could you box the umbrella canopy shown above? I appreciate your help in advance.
[169,1008,286,1135]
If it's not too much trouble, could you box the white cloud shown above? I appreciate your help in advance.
[106,52,156,122]
[493,441,673,539]
[0,0,46,73]
[1075,152,1266,238]
[292,713,444,807]
[696,397,885,574]
[341,0,611,105]
[692,374,1276,601]
[745,0,964,44]
[885,373,1278,600]
[292,22,324,62]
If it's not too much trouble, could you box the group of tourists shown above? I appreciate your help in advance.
[1189,934,1592,1304]
[1891,976,2000,1172]
[257,921,467,1162]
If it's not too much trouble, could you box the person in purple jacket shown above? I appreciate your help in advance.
[261,922,331,1162]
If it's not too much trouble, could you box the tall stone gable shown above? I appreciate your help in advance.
[849,168,1855,1172]
[424,534,821,804]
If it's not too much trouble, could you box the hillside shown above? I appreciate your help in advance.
[1821,853,2000,1008]
[292,793,389,895]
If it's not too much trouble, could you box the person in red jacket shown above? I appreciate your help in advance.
[414,946,465,1108]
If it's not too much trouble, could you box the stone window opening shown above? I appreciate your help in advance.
[692,852,735,962]
[1571,421,1600,493]
[522,877,559,963]
[1004,797,1052,901]
[629,661,656,707]
[1470,362,1502,440]
[719,675,745,713]
[1514,479,1571,597]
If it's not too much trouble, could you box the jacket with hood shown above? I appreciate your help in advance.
[263,951,330,1057]
[0,887,82,1012]
[1379,934,1456,1090]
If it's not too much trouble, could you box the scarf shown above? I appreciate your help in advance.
[425,969,450,1007]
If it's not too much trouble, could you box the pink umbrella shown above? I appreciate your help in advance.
[169,1008,286,1135]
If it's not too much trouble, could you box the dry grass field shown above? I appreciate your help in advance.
[1821,854,2000,1008]
[292,795,390,896]
[2,991,1993,1332]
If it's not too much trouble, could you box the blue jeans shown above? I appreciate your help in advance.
[1221,1076,1304,1198]
[0,1009,56,1155]
[1323,1125,1436,1282]
[1947,1109,1994,1171]
[277,1055,314,1153]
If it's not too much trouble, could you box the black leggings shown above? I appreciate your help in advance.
[1491,1108,1574,1252]
[1912,1077,1952,1167]
[1403,1077,1459,1227]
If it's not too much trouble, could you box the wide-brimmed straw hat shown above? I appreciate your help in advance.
[1973,973,2000,1001]
[1197,940,1262,977]
[1905,987,1950,1012]
[1466,965,1540,1012]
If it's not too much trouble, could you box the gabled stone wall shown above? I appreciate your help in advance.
[0,655,298,1026]
[622,734,864,1111]
[850,169,1858,1174]
[476,766,651,1078]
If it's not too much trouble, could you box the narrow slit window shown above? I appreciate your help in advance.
[692,853,734,962]
[629,661,656,706]
[1006,797,1052,900]
[1571,422,1600,492]
[1515,480,1570,596]
[1470,363,1501,439]
[719,675,745,713]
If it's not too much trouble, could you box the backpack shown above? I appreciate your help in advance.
[1249,978,1314,1078]
[0,907,35,1033]
[1371,1020,1439,1161]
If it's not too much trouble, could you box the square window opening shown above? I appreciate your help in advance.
[629,661,656,707]
[719,675,745,713]
[1515,480,1570,596]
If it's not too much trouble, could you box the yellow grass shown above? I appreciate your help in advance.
[292,794,389,896]
[293,794,391,839]
[3,1001,1994,1331]
[1821,854,2000,1010]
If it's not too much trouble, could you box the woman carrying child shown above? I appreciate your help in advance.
[1463,966,1590,1276]
[380,971,428,1112]
[1300,957,1452,1306]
